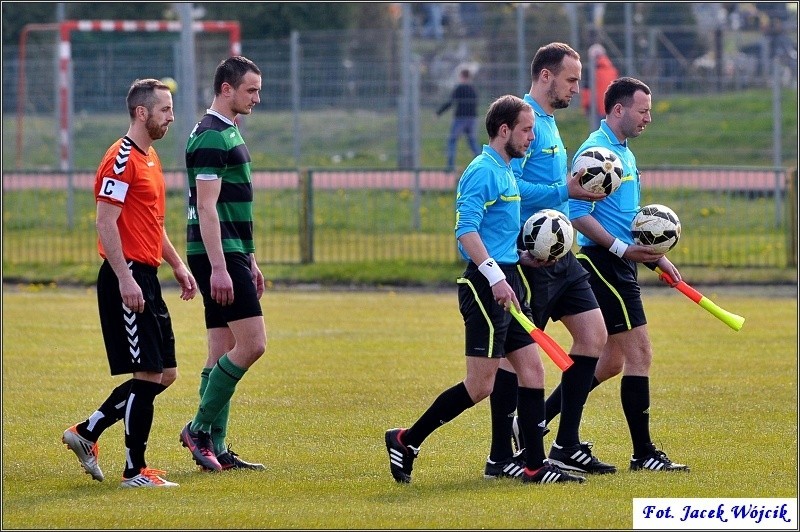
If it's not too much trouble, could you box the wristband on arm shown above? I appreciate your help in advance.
[478,257,505,286]
[609,238,628,258]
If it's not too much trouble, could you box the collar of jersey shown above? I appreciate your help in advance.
[523,93,552,118]
[206,108,235,126]
[482,146,509,168]
[598,119,628,148]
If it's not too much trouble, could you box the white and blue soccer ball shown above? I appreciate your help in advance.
[522,209,574,261]
[631,204,682,254]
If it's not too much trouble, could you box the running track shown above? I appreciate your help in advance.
[1,168,788,191]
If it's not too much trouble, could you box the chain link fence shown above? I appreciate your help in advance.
[3,166,795,270]
[2,6,797,273]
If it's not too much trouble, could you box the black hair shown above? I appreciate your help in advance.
[603,76,651,114]
[213,55,261,95]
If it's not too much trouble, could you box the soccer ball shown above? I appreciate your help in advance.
[522,209,574,261]
[572,147,623,195]
[631,204,682,253]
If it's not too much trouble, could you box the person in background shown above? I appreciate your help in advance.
[180,55,267,473]
[437,68,481,172]
[385,94,585,486]
[63,78,196,488]
[581,44,619,130]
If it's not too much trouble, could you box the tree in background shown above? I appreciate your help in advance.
[2,3,171,44]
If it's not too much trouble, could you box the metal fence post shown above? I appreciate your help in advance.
[397,3,412,169]
[412,169,421,231]
[299,168,314,264]
[177,3,197,215]
[291,30,301,168]
[516,3,527,97]
[772,56,784,228]
[411,58,420,169]
[66,169,74,229]
[65,32,75,229]
[588,51,599,133]
[624,2,634,76]
[787,167,798,268]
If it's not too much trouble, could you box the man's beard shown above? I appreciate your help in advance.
[548,85,570,110]
[505,139,526,159]
[146,117,167,140]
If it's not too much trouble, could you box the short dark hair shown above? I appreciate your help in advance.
[485,95,530,139]
[604,76,651,114]
[213,55,261,95]
[530,42,580,81]
[126,78,169,118]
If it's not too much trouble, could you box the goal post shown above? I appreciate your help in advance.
[15,19,241,170]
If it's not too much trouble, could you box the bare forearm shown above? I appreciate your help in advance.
[571,215,614,249]
[458,231,490,266]
[161,230,185,270]
[198,207,226,269]
[96,217,134,282]
[572,214,667,264]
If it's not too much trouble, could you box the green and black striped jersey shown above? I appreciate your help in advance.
[185,111,255,256]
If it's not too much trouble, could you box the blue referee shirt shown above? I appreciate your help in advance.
[568,119,642,247]
[455,145,521,265]
[511,94,570,223]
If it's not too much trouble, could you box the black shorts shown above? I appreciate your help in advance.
[188,252,263,329]
[575,246,647,335]
[97,260,176,375]
[519,251,599,330]
[457,262,535,358]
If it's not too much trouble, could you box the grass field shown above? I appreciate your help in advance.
[2,284,797,529]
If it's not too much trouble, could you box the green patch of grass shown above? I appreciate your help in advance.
[1,286,796,529]
[2,183,796,286]
[5,89,797,171]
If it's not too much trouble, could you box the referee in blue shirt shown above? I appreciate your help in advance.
[486,42,615,478]
[567,77,689,472]
[385,95,584,485]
